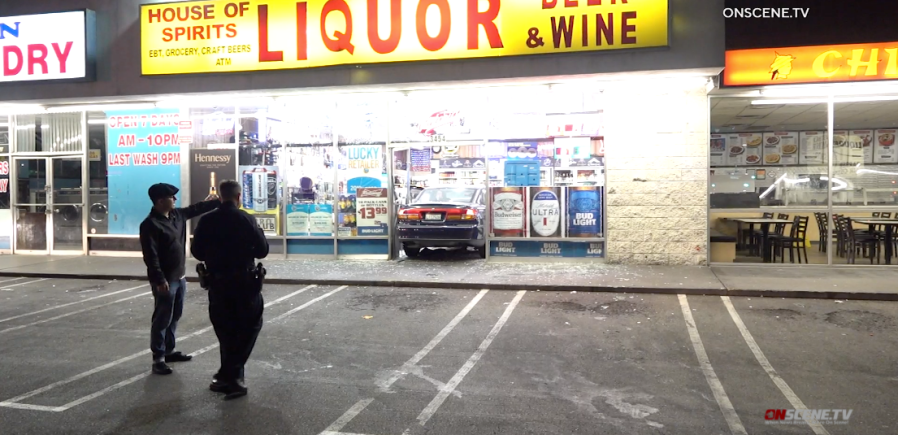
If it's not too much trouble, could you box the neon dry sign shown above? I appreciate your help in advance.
[0,11,93,83]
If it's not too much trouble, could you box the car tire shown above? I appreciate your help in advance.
[404,246,421,258]
[477,245,486,259]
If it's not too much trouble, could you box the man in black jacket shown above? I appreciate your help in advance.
[192,180,269,399]
[140,183,220,375]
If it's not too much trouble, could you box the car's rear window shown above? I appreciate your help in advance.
[414,188,478,204]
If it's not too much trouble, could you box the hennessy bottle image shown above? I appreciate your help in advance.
[208,172,217,197]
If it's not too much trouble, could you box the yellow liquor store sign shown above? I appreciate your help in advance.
[140,0,668,75]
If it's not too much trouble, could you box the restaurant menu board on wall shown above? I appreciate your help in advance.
[286,203,333,236]
[355,188,389,236]
[850,130,875,164]
[491,187,526,237]
[106,109,182,234]
[799,131,826,165]
[832,131,864,165]
[762,132,798,166]
[875,129,898,163]
[189,149,236,230]
[529,187,562,238]
[710,135,727,166]
[727,133,762,166]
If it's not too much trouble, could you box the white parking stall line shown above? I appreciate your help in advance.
[320,399,376,434]
[0,278,48,289]
[317,289,490,435]
[0,277,25,284]
[0,284,149,324]
[721,296,831,435]
[0,291,152,335]
[0,284,324,410]
[270,286,348,322]
[410,290,525,429]
[678,295,747,435]
[378,289,490,393]
[8,285,344,412]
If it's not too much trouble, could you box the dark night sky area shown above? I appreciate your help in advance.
[726,0,898,49]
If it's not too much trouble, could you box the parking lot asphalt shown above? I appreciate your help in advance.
[1,277,896,434]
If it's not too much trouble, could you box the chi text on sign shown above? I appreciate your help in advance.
[725,41,898,86]
[140,0,669,75]
[0,11,92,83]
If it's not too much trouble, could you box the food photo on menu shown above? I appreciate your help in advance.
[875,129,897,163]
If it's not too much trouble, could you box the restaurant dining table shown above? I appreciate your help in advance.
[719,217,770,250]
[731,218,794,263]
[852,219,898,265]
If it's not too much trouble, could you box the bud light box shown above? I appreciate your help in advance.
[489,241,604,258]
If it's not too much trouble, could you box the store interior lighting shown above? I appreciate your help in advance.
[752,95,898,105]
[760,82,898,98]
[0,104,45,115]
[45,103,156,113]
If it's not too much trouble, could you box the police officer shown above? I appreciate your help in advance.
[191,180,269,399]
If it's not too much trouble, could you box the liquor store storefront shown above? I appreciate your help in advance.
[0,0,722,265]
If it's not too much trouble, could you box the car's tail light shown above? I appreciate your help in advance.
[398,209,421,220]
[446,208,476,221]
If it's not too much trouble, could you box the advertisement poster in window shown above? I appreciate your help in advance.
[189,149,236,230]
[529,187,562,238]
[238,165,281,235]
[0,156,9,249]
[287,203,333,236]
[337,194,356,237]
[567,187,602,238]
[491,187,525,237]
[106,108,182,234]
[355,188,389,236]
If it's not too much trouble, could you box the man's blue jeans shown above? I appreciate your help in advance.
[150,278,187,362]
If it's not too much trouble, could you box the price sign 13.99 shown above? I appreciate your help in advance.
[355,188,389,236]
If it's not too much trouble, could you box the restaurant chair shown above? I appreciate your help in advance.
[775,215,810,264]
[814,212,828,253]
[840,217,880,264]
[760,213,789,260]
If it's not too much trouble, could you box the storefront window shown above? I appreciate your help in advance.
[709,97,829,265]
[0,117,10,250]
[14,113,84,153]
[84,108,181,252]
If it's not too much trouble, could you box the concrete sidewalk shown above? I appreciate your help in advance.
[0,254,896,300]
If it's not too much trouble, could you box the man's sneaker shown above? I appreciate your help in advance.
[152,362,173,375]
[164,352,193,363]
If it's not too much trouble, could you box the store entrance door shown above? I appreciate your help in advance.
[13,156,86,255]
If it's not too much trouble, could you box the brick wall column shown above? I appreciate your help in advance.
[603,78,710,265]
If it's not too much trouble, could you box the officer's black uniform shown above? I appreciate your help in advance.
[191,201,269,393]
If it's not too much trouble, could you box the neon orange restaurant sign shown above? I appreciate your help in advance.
[725,41,898,86]
[140,0,668,75]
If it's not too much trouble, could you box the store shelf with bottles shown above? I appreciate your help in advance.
[438,168,486,186]
[554,168,604,186]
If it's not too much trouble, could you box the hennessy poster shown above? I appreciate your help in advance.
[189,149,236,229]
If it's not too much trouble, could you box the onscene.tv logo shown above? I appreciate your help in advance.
[765,409,852,425]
